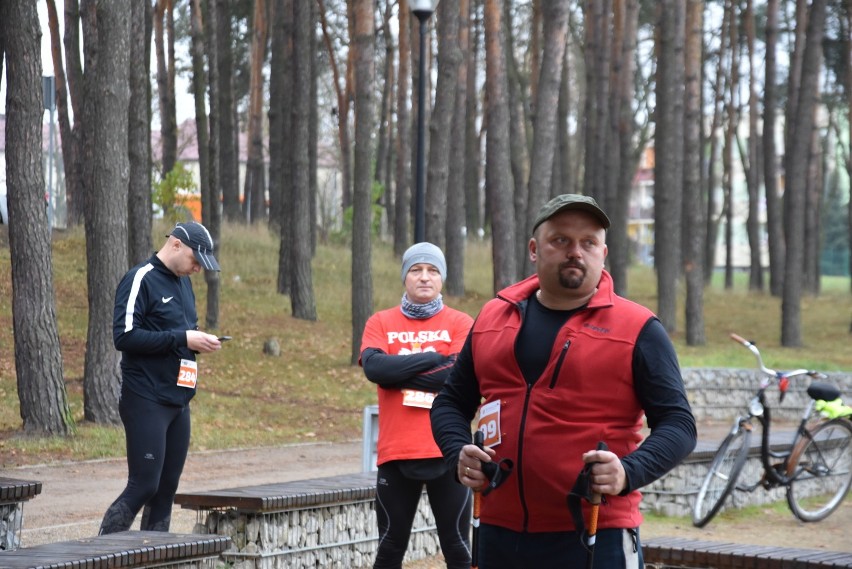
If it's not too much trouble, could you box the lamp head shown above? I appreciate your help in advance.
[410,0,440,19]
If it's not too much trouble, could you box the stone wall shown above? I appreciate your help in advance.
[194,493,439,568]
[0,504,22,551]
[682,368,852,423]
[640,368,852,518]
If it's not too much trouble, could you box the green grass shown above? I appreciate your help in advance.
[0,223,850,466]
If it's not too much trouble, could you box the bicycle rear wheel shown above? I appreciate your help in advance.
[786,418,852,522]
[692,426,751,527]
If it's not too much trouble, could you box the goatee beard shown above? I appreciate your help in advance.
[558,262,585,289]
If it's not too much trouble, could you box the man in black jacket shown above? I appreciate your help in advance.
[99,222,224,534]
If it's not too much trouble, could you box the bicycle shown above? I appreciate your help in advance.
[691,333,852,527]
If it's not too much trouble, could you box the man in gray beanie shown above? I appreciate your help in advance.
[359,241,473,568]
[401,241,447,283]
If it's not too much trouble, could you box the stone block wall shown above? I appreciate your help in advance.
[0,504,22,551]
[682,368,852,423]
[195,493,439,568]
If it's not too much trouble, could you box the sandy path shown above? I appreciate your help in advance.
[9,440,362,546]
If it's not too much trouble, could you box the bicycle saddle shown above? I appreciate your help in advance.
[807,382,840,402]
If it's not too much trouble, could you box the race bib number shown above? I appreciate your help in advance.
[477,400,502,447]
[177,359,198,388]
[402,389,435,409]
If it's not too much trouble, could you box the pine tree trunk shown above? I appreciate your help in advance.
[82,0,131,424]
[653,0,685,332]
[782,0,827,347]
[425,0,461,248]
[217,0,241,221]
[445,0,470,297]
[350,0,376,364]
[204,0,223,330]
[683,0,705,346]
[290,0,317,321]
[128,0,153,266]
[484,0,517,293]
[2,0,73,435]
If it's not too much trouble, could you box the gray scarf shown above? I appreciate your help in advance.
[400,293,444,319]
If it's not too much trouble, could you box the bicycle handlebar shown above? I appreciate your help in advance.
[729,332,825,382]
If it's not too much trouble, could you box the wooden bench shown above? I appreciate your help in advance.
[174,471,440,568]
[0,477,43,551]
[0,531,231,569]
[643,536,852,568]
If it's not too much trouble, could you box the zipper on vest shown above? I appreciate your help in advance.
[547,340,572,389]
[518,381,533,531]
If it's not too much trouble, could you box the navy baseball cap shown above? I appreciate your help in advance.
[168,222,221,271]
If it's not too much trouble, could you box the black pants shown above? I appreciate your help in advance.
[99,389,191,534]
[477,523,642,569]
[373,461,472,569]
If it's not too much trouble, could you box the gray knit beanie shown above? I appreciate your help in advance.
[401,242,447,283]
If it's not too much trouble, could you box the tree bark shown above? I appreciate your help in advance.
[128,0,153,266]
[723,0,738,291]
[425,0,462,248]
[608,0,639,297]
[763,0,784,296]
[464,0,482,238]
[272,0,294,295]
[703,4,729,283]
[683,0,705,346]
[154,0,177,178]
[484,0,517,293]
[204,0,223,330]
[445,0,469,297]
[582,0,611,206]
[744,0,763,291]
[290,0,317,321]
[243,0,268,224]
[375,1,395,232]
[653,0,685,332]
[350,0,375,364]
[82,0,131,424]
[522,1,567,278]
[2,0,72,435]
[394,0,412,256]
[782,0,826,347]
[217,0,241,221]
[503,0,529,276]
[54,0,85,227]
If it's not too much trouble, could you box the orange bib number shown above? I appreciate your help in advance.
[476,400,502,447]
[177,359,198,388]
[402,389,435,409]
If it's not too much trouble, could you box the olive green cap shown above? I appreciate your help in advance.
[531,194,611,234]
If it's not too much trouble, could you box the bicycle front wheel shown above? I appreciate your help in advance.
[786,418,852,522]
[692,426,751,527]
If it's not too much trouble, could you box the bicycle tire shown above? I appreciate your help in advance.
[692,426,751,527]
[786,418,852,522]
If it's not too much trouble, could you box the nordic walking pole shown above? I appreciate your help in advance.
[472,430,485,569]
[586,441,608,569]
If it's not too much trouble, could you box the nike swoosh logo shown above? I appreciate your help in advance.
[162,296,174,303]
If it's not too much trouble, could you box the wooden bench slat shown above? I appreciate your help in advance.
[643,537,852,569]
[0,477,43,503]
[0,531,231,569]
[174,471,377,513]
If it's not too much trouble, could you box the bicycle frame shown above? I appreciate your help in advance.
[692,334,850,527]
[729,333,825,491]
[736,384,821,492]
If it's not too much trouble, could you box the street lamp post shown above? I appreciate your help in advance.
[410,0,439,243]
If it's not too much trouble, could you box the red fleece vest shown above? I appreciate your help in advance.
[472,271,653,532]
